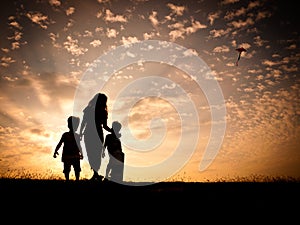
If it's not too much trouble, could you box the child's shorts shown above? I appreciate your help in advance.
[63,159,81,173]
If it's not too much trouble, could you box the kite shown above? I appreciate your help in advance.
[235,47,246,66]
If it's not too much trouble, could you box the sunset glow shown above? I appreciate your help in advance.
[0,0,299,182]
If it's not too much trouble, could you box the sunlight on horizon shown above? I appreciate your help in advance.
[0,0,299,182]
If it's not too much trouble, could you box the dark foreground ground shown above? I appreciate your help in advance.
[1,178,299,222]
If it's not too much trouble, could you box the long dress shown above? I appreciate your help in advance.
[82,105,107,173]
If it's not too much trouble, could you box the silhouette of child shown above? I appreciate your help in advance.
[53,116,83,181]
[102,121,124,182]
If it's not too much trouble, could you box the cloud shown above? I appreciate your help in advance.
[143,32,156,40]
[183,49,198,57]
[126,97,180,130]
[168,18,207,41]
[169,29,184,41]
[106,28,119,38]
[30,128,50,137]
[224,1,260,20]
[207,11,221,25]
[209,28,231,38]
[255,11,272,21]
[253,36,268,47]
[66,7,75,16]
[1,48,9,53]
[1,56,16,67]
[149,11,159,27]
[262,59,280,67]
[120,36,139,45]
[9,21,22,30]
[11,42,21,50]
[63,36,88,56]
[228,18,254,29]
[221,0,240,5]
[26,12,50,29]
[286,44,297,50]
[166,3,186,16]
[105,9,127,23]
[97,0,110,3]
[49,0,61,7]
[213,45,230,53]
[186,20,207,34]
[225,7,247,20]
[90,39,102,47]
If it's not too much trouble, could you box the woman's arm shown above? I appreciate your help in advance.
[102,110,112,132]
[102,121,112,133]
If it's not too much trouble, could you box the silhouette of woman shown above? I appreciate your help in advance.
[79,93,112,181]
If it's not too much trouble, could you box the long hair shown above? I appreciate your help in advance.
[85,93,107,110]
[96,93,108,111]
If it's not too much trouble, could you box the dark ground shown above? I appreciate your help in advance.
[1,178,299,222]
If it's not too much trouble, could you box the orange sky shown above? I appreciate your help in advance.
[0,0,299,183]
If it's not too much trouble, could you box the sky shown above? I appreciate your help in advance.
[0,0,299,183]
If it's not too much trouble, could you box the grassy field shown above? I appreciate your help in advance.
[1,177,298,201]
[1,177,299,222]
